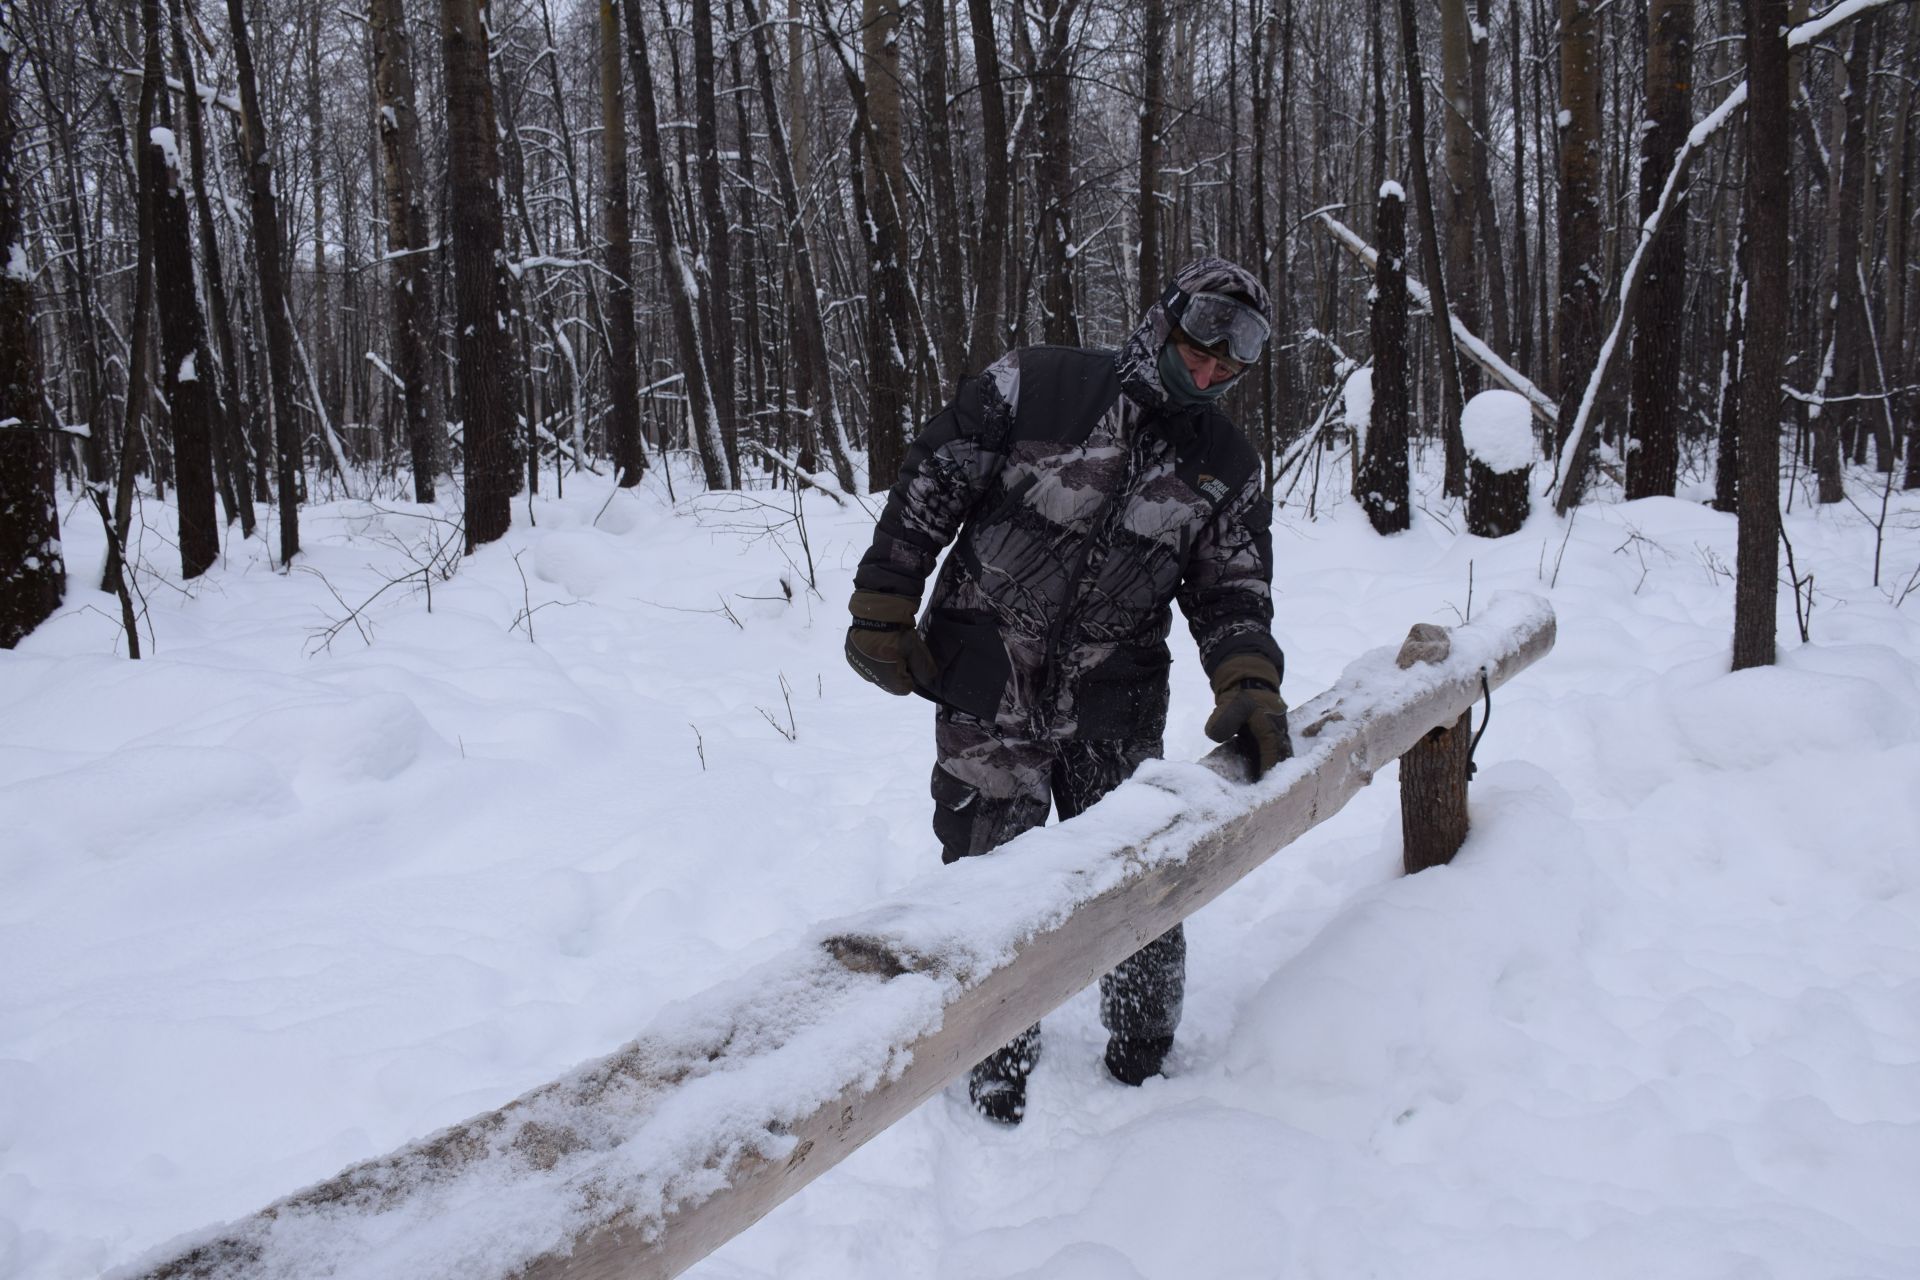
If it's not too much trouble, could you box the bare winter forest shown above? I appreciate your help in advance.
[0,0,1915,658]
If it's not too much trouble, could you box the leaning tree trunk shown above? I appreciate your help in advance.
[442,0,523,547]
[1733,0,1789,672]
[0,30,65,647]
[1626,0,1694,500]
[621,0,730,491]
[372,0,445,501]
[225,0,303,565]
[1359,184,1411,536]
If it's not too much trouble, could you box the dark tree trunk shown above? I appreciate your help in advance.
[857,0,919,490]
[1360,186,1411,536]
[166,0,253,537]
[225,0,302,565]
[921,0,965,384]
[1510,0,1533,378]
[1396,0,1468,496]
[965,0,1012,368]
[0,32,65,647]
[1471,0,1512,362]
[1557,0,1604,468]
[1626,0,1694,500]
[1033,0,1079,346]
[598,0,645,484]
[1733,0,1788,672]
[1439,0,1481,385]
[143,1,217,580]
[442,0,523,547]
[372,0,444,501]
[1818,14,1876,502]
[622,0,731,490]
[1137,0,1166,311]
[1713,224,1747,514]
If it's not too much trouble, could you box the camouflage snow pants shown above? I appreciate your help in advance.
[932,709,1187,1082]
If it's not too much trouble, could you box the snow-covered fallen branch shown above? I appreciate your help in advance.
[117,597,1556,1280]
[744,441,849,506]
[1317,212,1560,429]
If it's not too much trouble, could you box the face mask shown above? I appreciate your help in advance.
[1159,339,1232,406]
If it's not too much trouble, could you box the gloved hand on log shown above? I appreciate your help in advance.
[1204,654,1292,780]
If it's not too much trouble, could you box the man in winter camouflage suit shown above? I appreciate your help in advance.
[845,258,1291,1124]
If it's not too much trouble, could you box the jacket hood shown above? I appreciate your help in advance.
[1116,257,1272,416]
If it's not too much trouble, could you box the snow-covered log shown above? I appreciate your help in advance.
[120,598,1557,1280]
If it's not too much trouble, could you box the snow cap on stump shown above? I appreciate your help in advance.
[1461,390,1535,474]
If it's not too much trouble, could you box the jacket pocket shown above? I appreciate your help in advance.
[1074,644,1172,740]
[918,608,1012,722]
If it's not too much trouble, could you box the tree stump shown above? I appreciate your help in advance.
[1396,622,1472,873]
[1462,389,1535,537]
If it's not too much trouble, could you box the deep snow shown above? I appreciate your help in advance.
[3,447,1918,1279]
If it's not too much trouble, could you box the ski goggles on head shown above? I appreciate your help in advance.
[1162,285,1271,366]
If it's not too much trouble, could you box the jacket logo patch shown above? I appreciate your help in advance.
[1196,473,1231,504]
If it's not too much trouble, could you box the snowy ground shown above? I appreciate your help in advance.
[3,447,1918,1280]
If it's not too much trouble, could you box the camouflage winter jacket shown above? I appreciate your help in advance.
[854,279,1284,742]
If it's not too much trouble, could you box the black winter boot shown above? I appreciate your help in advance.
[1104,1033,1173,1086]
[967,1024,1040,1125]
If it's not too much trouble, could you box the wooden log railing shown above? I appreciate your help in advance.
[121,594,1556,1280]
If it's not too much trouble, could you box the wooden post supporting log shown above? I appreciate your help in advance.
[1396,624,1474,872]
[121,599,1556,1280]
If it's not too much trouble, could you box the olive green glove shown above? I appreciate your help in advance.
[845,589,937,696]
[1203,654,1292,780]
